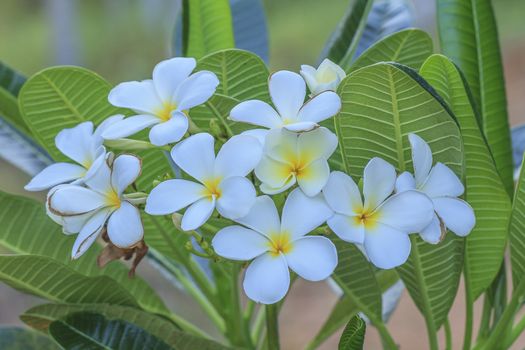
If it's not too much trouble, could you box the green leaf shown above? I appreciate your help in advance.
[0,190,168,315]
[332,240,382,319]
[350,29,433,73]
[22,303,230,350]
[338,315,366,350]
[0,255,138,306]
[0,61,26,96]
[183,0,235,59]
[320,0,374,69]
[0,327,58,350]
[196,49,269,102]
[335,62,464,331]
[0,86,30,135]
[509,155,525,288]
[49,312,172,350]
[419,54,511,299]
[230,0,269,63]
[437,0,513,195]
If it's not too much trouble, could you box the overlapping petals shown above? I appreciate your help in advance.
[102,57,219,146]
[322,158,434,269]
[395,134,476,243]
[300,58,346,95]
[25,117,122,191]
[230,70,341,134]
[212,189,336,304]
[255,127,337,196]
[47,153,143,258]
[145,133,262,231]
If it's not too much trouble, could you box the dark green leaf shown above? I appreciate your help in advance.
[338,315,366,350]
[0,61,26,96]
[510,154,525,288]
[0,327,58,350]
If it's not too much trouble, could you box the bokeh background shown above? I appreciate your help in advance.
[1,0,524,348]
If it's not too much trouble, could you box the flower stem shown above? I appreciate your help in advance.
[505,311,525,348]
[369,315,398,350]
[444,318,452,350]
[463,272,474,350]
[266,304,280,350]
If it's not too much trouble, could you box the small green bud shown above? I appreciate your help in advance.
[105,138,155,151]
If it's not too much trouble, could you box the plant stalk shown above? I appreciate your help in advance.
[266,304,280,350]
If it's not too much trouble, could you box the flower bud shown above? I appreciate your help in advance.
[300,58,346,95]
[104,138,155,151]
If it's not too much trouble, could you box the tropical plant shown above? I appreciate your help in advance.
[0,0,522,349]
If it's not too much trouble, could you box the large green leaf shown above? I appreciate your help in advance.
[230,0,269,62]
[196,49,269,102]
[350,29,433,73]
[0,190,167,314]
[0,327,58,350]
[49,312,171,350]
[437,0,513,195]
[0,255,138,306]
[509,156,525,288]
[419,54,511,299]
[183,0,235,59]
[335,62,464,331]
[338,315,366,350]
[332,240,382,320]
[23,304,229,350]
[320,0,374,69]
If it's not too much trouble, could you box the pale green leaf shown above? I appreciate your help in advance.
[419,54,511,299]
[338,315,366,350]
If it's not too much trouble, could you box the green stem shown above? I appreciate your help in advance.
[339,0,374,70]
[266,304,280,350]
[252,306,266,345]
[244,299,256,322]
[369,315,398,350]
[228,264,253,348]
[463,286,474,350]
[444,318,452,350]
[505,312,525,348]
[477,294,492,342]
[165,312,213,339]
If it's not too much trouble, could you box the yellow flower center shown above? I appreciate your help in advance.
[156,102,178,122]
[353,208,380,229]
[202,177,222,199]
[105,190,121,208]
[268,232,293,257]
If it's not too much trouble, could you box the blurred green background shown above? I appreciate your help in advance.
[1,1,524,349]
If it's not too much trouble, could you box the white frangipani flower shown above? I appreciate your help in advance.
[229,70,341,134]
[322,158,435,269]
[300,58,346,95]
[145,133,262,231]
[48,153,144,259]
[25,116,122,191]
[395,133,476,244]
[102,57,219,146]
[212,189,336,304]
[255,127,337,196]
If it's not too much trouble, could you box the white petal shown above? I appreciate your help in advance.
[24,163,86,191]
[235,195,281,236]
[408,133,433,186]
[420,162,464,198]
[152,57,196,102]
[263,128,297,164]
[297,127,338,162]
[243,252,290,304]
[269,70,305,120]
[111,154,141,195]
[285,236,337,281]
[101,114,161,140]
[322,171,362,216]
[255,156,293,189]
[395,171,416,193]
[419,214,443,244]
[297,158,330,196]
[214,134,262,178]
[171,133,215,182]
[83,147,107,182]
[230,100,282,129]
[84,156,112,194]
[327,213,364,244]
[281,188,333,239]
[241,129,268,146]
[145,179,206,215]
[212,225,270,260]
[181,197,215,231]
[46,185,68,228]
[376,190,434,233]
[71,208,112,259]
[283,121,319,132]
[364,223,411,269]
[93,115,125,145]
[363,157,396,210]
[149,112,189,146]
[434,197,476,237]
[55,122,95,166]
[174,71,219,110]
[50,186,106,216]
[108,80,163,114]
[299,65,319,94]
[260,178,296,195]
[216,177,256,219]
[107,201,144,248]
[297,91,341,124]
[62,212,94,235]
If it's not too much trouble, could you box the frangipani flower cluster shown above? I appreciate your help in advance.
[26,56,476,305]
